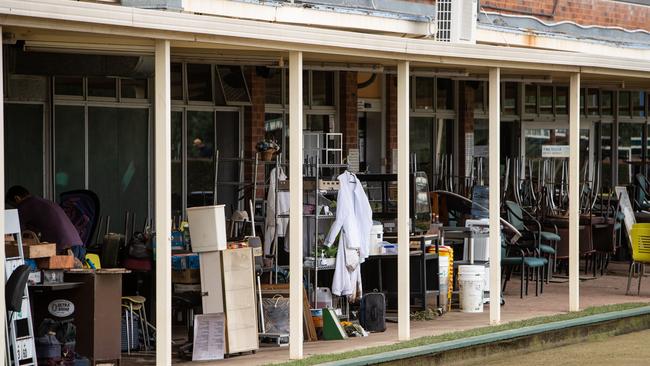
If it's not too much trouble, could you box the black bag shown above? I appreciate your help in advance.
[102,233,125,268]
[359,291,386,332]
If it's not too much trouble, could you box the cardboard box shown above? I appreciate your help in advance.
[172,269,201,284]
[36,255,75,269]
[5,242,57,259]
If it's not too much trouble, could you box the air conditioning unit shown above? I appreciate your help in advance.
[436,0,477,43]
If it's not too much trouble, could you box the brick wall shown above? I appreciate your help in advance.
[385,74,398,172]
[244,67,266,199]
[481,0,650,32]
[340,71,359,155]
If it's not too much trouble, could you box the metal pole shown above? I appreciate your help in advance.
[569,72,581,312]
[154,39,172,365]
[488,67,501,325]
[0,26,6,364]
[397,60,410,341]
[288,50,304,359]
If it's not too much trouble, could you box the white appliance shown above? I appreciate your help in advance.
[464,218,489,262]
[187,205,227,252]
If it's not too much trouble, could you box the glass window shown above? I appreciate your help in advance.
[187,63,213,102]
[415,77,434,110]
[410,117,433,184]
[54,105,86,196]
[216,65,251,104]
[171,63,183,100]
[305,114,331,132]
[437,78,454,110]
[555,87,568,115]
[215,111,240,211]
[580,90,585,115]
[618,122,643,184]
[265,113,284,144]
[88,107,149,234]
[5,104,44,197]
[473,82,485,111]
[311,71,335,106]
[264,68,283,105]
[7,75,48,101]
[187,110,215,207]
[633,91,646,117]
[539,86,553,114]
[121,78,148,99]
[601,91,614,116]
[502,83,518,115]
[587,89,599,116]
[524,84,537,114]
[171,111,183,216]
[600,123,613,190]
[88,77,117,98]
[55,76,83,96]
[619,91,631,116]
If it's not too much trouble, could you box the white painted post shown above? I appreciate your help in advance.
[154,39,172,366]
[289,50,304,359]
[397,60,410,341]
[569,73,581,312]
[0,27,6,362]
[488,67,501,325]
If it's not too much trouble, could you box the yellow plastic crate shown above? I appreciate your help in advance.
[630,223,650,262]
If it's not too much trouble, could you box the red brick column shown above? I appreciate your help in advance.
[385,74,398,173]
[244,67,267,199]
[340,71,359,156]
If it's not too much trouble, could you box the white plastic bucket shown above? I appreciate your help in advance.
[458,265,485,313]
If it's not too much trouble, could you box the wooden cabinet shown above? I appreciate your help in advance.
[199,248,258,354]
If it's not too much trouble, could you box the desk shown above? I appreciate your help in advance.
[29,269,128,365]
[363,234,439,310]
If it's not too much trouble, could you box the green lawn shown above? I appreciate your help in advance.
[270,302,649,366]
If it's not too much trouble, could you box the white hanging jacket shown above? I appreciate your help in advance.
[264,167,290,255]
[324,171,373,299]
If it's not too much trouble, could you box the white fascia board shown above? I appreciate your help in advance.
[477,27,650,62]
[183,0,432,36]
[1,0,650,77]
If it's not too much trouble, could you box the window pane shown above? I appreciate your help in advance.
[5,104,44,196]
[215,111,240,212]
[556,86,568,115]
[305,114,330,132]
[503,83,518,115]
[187,64,213,102]
[88,107,149,234]
[55,76,83,96]
[580,90,585,115]
[410,117,433,182]
[312,71,334,106]
[633,91,646,117]
[601,91,613,116]
[540,86,553,114]
[216,65,250,104]
[54,105,86,196]
[88,77,117,98]
[601,123,612,190]
[618,122,643,184]
[473,82,485,111]
[264,68,283,105]
[587,89,599,116]
[619,91,631,116]
[415,77,434,110]
[524,84,537,114]
[171,63,183,100]
[121,78,148,99]
[187,111,215,208]
[437,78,454,110]
[171,111,183,217]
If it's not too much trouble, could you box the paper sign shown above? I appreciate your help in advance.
[541,145,570,158]
[615,186,636,246]
[473,145,488,157]
[348,149,360,173]
[192,313,226,361]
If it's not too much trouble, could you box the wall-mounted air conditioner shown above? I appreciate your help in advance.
[436,0,477,43]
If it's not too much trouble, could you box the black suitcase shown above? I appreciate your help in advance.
[102,233,124,268]
[359,291,386,332]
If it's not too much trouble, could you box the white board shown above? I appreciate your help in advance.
[615,186,636,246]
[542,145,570,158]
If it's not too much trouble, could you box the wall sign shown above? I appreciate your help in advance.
[541,145,570,158]
[48,299,75,318]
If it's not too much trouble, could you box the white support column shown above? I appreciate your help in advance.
[569,72,581,312]
[154,39,172,366]
[289,50,304,359]
[488,67,501,325]
[0,27,6,362]
[397,60,410,341]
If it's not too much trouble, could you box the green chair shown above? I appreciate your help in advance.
[501,236,546,298]
[505,200,559,282]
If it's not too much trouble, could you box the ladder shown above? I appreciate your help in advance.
[5,209,37,366]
